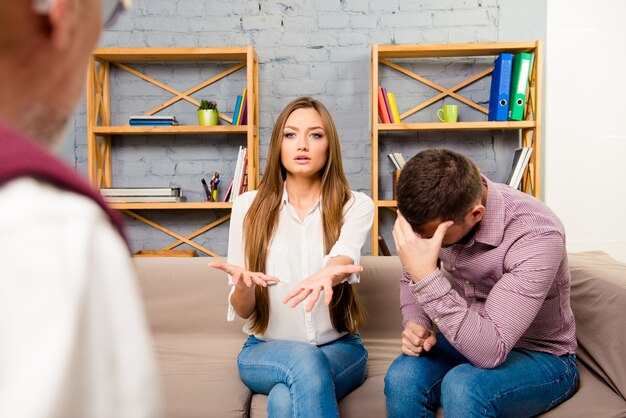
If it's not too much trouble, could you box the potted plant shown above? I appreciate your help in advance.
[198,100,219,126]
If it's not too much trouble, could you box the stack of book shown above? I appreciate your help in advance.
[129,115,178,126]
[377,86,401,124]
[100,187,185,203]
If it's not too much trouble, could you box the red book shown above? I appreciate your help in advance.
[377,87,391,124]
[381,87,394,123]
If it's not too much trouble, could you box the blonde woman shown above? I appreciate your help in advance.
[210,97,374,417]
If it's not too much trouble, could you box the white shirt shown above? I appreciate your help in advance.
[227,187,374,345]
[0,178,161,418]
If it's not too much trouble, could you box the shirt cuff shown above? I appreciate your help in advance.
[409,269,452,304]
[226,285,236,321]
[402,316,433,330]
[324,248,360,284]
[324,244,359,267]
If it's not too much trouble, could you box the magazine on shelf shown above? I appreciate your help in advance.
[229,146,248,202]
[103,195,186,203]
[129,115,178,126]
[100,187,181,197]
[506,147,533,190]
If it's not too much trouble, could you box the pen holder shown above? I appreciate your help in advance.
[392,169,401,201]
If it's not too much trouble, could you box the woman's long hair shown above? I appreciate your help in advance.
[243,97,365,335]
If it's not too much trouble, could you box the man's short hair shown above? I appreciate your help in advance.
[397,148,482,228]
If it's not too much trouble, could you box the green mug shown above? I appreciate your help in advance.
[436,105,458,123]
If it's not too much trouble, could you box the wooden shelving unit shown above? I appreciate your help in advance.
[86,47,259,257]
[371,41,543,255]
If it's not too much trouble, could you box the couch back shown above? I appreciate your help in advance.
[568,251,626,400]
[134,257,247,337]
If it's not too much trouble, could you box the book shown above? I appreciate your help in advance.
[377,87,391,124]
[229,146,245,202]
[394,152,406,168]
[506,147,533,189]
[103,195,186,203]
[100,187,181,197]
[381,87,394,123]
[378,235,391,256]
[387,91,401,123]
[129,115,177,121]
[236,88,247,125]
[488,53,513,121]
[239,94,248,126]
[222,178,234,202]
[129,121,179,126]
[129,115,178,126]
[388,152,406,169]
[238,150,248,195]
[388,153,401,170]
[508,52,534,121]
[231,95,242,126]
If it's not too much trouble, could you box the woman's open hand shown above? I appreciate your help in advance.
[282,264,363,312]
[209,262,279,289]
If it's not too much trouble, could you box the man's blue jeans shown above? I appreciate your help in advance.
[237,333,368,418]
[384,333,579,418]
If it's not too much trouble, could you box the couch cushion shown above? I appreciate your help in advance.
[154,334,250,418]
[568,251,626,400]
[540,361,626,417]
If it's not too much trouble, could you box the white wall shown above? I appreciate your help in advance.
[546,1,626,262]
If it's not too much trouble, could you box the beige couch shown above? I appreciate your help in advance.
[135,252,626,417]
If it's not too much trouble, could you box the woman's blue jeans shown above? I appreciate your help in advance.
[237,333,368,418]
[384,333,579,418]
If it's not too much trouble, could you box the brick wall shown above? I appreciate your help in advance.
[67,0,543,256]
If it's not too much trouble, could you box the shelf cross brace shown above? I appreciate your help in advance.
[110,61,246,124]
[122,210,231,257]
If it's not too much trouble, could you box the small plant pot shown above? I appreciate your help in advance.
[198,109,219,126]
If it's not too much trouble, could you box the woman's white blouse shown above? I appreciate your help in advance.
[226,188,374,345]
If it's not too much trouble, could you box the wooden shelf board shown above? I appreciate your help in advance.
[93,125,251,135]
[377,121,535,131]
[93,47,250,62]
[376,200,398,207]
[376,42,538,59]
[109,202,233,210]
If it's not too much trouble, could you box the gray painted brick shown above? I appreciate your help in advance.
[317,13,351,29]
[433,9,491,27]
[350,14,378,29]
[242,15,283,31]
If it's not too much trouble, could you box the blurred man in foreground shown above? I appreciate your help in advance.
[0,1,161,416]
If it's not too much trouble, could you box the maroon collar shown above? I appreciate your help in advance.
[0,123,127,245]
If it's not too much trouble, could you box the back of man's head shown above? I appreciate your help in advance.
[397,148,482,228]
[0,0,102,149]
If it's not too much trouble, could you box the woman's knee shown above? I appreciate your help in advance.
[267,384,292,417]
[289,345,334,385]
